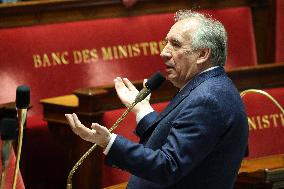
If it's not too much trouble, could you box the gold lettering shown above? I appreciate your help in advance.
[132,43,140,56]
[118,45,128,59]
[270,114,279,127]
[248,113,284,132]
[61,51,69,64]
[248,117,257,131]
[33,40,163,66]
[51,52,61,65]
[33,54,42,68]
[73,51,82,64]
[82,49,90,63]
[42,54,51,67]
[262,115,270,128]
[101,47,113,60]
[140,42,149,55]
[113,46,119,59]
[90,49,98,62]
[127,45,133,58]
[280,114,284,127]
[256,116,263,129]
[149,41,159,55]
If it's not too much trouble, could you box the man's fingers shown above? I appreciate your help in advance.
[114,77,128,93]
[72,113,81,125]
[65,114,75,129]
[123,78,137,91]
[92,123,109,137]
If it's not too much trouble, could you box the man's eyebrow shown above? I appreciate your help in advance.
[170,38,182,45]
[163,37,182,45]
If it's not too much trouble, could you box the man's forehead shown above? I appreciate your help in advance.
[167,18,200,38]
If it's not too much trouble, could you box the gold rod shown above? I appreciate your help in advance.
[0,167,7,189]
[240,89,284,115]
[0,141,12,189]
[12,110,26,189]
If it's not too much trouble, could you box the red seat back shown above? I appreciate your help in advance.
[241,88,284,158]
[202,7,258,69]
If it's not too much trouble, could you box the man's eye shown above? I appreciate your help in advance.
[172,41,181,47]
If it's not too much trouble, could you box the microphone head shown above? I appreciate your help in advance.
[0,118,17,140]
[16,85,30,109]
[145,72,165,91]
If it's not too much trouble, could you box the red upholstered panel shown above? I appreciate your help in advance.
[202,7,257,69]
[101,102,168,187]
[0,141,25,189]
[0,6,256,115]
[0,13,172,115]
[242,88,284,159]
[276,0,284,62]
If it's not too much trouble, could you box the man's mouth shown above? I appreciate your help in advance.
[165,65,174,71]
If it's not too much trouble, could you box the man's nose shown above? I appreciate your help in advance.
[160,46,171,59]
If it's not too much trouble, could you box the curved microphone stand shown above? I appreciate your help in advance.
[66,72,165,189]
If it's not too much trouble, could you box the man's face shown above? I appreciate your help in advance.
[160,18,201,88]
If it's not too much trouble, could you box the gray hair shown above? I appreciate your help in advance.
[175,10,227,66]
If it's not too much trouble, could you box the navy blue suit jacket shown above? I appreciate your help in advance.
[106,67,248,189]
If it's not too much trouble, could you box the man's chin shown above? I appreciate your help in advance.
[166,76,176,84]
[166,76,182,88]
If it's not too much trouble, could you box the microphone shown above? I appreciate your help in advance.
[134,71,165,103]
[13,85,30,189]
[0,118,17,189]
[16,85,30,127]
[66,72,165,189]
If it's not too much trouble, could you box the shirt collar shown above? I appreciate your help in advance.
[179,66,220,90]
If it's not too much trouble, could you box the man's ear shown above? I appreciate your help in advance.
[196,48,211,64]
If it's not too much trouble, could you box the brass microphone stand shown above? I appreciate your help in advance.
[66,91,148,189]
[12,109,27,189]
[0,161,8,189]
[0,142,12,189]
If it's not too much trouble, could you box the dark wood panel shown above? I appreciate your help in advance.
[251,0,276,63]
[0,0,267,27]
[228,63,284,90]
[0,102,16,119]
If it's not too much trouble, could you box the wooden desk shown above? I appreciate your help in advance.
[0,102,16,119]
[41,95,103,189]
[236,155,284,189]
[239,155,284,173]
[103,182,127,189]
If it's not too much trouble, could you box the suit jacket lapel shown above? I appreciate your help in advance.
[152,67,225,125]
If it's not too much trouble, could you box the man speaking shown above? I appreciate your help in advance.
[65,10,248,189]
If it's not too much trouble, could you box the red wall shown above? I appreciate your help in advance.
[0,7,257,115]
